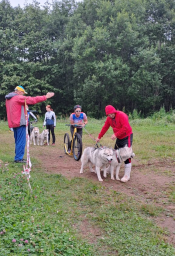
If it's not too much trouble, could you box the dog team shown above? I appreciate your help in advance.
[30,127,49,146]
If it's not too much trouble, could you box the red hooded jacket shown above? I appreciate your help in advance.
[5,92,47,128]
[98,105,132,140]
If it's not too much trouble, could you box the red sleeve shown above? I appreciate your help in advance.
[17,95,47,105]
[115,112,130,138]
[98,118,110,139]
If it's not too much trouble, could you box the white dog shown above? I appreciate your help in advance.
[30,127,40,146]
[80,146,114,181]
[39,129,49,146]
[103,145,135,181]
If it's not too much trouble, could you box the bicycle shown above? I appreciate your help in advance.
[64,124,83,161]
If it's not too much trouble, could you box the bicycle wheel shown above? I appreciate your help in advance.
[64,133,71,154]
[73,133,82,161]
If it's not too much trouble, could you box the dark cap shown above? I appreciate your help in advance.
[74,105,82,111]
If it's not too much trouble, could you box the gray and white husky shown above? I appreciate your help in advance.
[103,145,135,180]
[30,127,40,146]
[80,146,114,182]
[39,129,49,146]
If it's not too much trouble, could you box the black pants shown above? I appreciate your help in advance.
[46,124,55,143]
[70,125,83,138]
[114,133,133,164]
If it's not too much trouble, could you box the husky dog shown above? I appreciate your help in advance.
[39,129,49,146]
[103,145,135,180]
[80,146,114,181]
[30,127,40,146]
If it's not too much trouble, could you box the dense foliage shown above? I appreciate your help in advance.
[1,0,175,118]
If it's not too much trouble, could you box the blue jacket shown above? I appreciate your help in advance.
[43,111,56,126]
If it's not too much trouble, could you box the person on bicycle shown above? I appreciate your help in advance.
[43,105,56,145]
[70,105,88,138]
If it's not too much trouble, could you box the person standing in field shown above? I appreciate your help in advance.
[69,105,88,138]
[5,85,54,163]
[43,105,56,145]
[96,105,133,182]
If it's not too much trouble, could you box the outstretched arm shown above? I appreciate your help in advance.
[17,92,55,105]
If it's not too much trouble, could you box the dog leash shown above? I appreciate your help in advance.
[83,126,103,148]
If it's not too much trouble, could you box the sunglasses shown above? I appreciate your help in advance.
[75,110,81,112]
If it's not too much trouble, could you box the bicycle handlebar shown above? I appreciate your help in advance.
[65,124,83,128]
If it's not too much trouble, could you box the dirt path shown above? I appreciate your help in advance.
[31,144,175,246]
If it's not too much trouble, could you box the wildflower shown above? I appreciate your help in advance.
[18,244,23,247]
[24,240,29,244]
[0,231,4,235]
[12,239,16,243]
[0,198,2,201]
[20,238,24,241]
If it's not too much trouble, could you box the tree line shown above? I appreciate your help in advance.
[0,0,175,119]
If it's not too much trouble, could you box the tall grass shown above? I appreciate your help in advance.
[129,107,175,125]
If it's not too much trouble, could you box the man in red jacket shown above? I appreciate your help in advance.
[96,105,133,182]
[5,85,54,163]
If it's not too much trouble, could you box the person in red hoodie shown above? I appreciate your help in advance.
[5,85,54,163]
[96,105,133,182]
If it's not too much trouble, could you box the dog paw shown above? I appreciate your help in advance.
[116,177,120,181]
[121,176,130,182]
[98,178,103,182]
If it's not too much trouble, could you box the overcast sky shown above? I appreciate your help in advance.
[9,0,81,8]
[9,0,52,8]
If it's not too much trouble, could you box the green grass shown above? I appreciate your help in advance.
[0,120,175,255]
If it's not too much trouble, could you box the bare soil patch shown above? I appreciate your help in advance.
[31,144,175,246]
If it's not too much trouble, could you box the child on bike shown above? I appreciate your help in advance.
[69,105,88,138]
